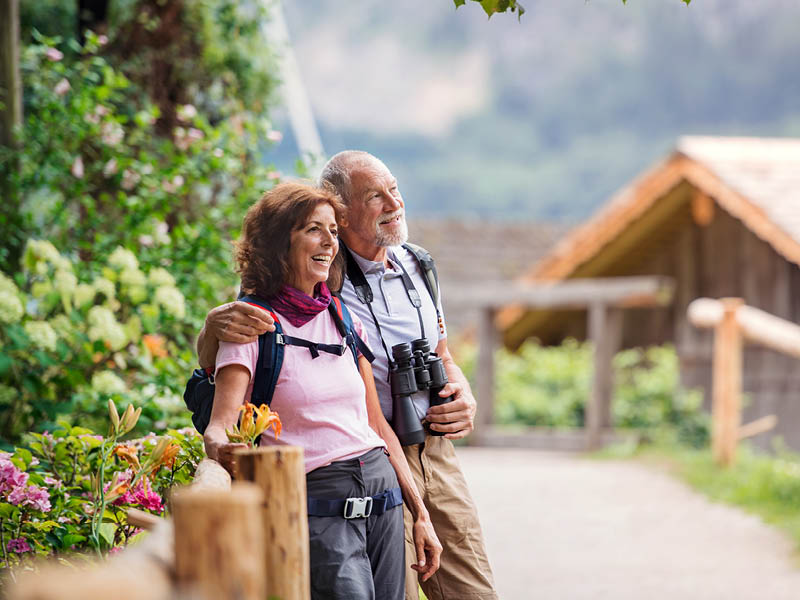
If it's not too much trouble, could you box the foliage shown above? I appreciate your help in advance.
[459,340,709,446]
[0,239,196,441]
[452,0,691,19]
[0,406,203,576]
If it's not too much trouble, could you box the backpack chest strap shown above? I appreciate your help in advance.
[279,333,347,360]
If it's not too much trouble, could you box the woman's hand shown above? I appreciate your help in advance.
[411,514,442,582]
[204,427,247,476]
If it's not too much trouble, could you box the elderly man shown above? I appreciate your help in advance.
[196,151,497,600]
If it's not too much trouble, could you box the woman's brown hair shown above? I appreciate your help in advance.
[235,181,346,298]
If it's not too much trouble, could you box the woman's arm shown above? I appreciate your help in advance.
[359,356,442,582]
[197,302,276,369]
[203,364,250,475]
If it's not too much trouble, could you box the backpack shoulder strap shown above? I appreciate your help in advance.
[239,295,284,407]
[330,294,375,364]
[402,242,440,311]
[341,243,373,305]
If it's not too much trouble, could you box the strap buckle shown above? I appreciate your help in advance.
[343,496,373,519]
[275,333,285,345]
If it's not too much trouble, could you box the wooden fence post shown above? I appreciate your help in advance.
[474,306,497,442]
[236,446,310,600]
[0,0,22,147]
[586,303,622,450]
[172,482,266,600]
[712,298,744,466]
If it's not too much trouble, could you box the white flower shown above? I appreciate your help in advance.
[71,156,84,178]
[154,286,186,319]
[88,305,127,350]
[177,104,197,122]
[24,321,58,352]
[91,371,126,395]
[108,247,139,271]
[266,130,283,143]
[74,283,95,307]
[49,315,74,339]
[0,272,19,296]
[31,281,52,298]
[92,277,115,299]
[54,78,71,96]
[25,240,61,264]
[0,291,24,324]
[148,267,175,287]
[121,169,140,191]
[45,48,63,62]
[119,267,146,287]
[100,121,124,146]
[138,235,154,247]
[103,158,118,177]
[212,148,224,158]
[187,128,203,143]
[53,269,77,298]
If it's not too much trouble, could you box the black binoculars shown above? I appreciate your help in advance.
[389,338,454,446]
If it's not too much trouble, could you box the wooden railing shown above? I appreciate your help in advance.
[688,297,800,466]
[10,447,310,600]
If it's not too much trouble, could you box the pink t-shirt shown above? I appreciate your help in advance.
[214,307,386,473]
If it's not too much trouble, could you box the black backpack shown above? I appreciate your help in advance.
[183,294,373,434]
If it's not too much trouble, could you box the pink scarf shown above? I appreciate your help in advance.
[268,282,332,327]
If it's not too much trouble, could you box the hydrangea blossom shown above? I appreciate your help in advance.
[7,538,31,553]
[148,268,175,287]
[0,272,19,296]
[108,247,139,271]
[53,269,78,298]
[154,286,186,319]
[24,240,61,265]
[0,457,28,494]
[88,305,127,350]
[23,321,58,352]
[8,483,51,512]
[73,283,96,307]
[0,290,24,324]
[92,277,116,299]
[91,371,127,395]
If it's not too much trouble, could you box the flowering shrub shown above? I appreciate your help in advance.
[0,402,203,574]
[0,239,195,440]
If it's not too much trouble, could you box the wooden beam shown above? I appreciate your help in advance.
[449,276,674,310]
[473,307,497,443]
[688,298,800,359]
[586,304,622,450]
[711,298,743,466]
[0,0,22,148]
[236,446,310,600]
[739,414,777,440]
[173,483,266,600]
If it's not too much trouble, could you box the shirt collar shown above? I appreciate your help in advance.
[348,246,402,275]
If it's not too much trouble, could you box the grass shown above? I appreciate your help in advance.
[596,438,800,554]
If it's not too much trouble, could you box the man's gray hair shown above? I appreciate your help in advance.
[318,150,385,205]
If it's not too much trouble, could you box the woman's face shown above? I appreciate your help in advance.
[287,202,339,296]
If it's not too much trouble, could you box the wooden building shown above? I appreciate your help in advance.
[498,136,800,450]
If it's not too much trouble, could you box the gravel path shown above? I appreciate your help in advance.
[456,448,800,599]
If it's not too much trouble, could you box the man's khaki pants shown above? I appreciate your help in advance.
[402,434,498,600]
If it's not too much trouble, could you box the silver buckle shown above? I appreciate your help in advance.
[275,333,285,345]
[343,496,373,519]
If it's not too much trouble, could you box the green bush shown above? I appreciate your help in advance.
[459,339,709,446]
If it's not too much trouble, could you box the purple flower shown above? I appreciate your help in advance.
[8,538,31,553]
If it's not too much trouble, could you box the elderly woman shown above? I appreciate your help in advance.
[202,182,440,599]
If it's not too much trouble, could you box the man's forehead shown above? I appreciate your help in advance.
[350,164,395,194]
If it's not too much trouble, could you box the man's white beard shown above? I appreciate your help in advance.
[375,214,408,247]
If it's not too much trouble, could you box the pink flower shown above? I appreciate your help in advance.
[103,158,118,177]
[177,104,197,122]
[267,170,281,181]
[54,78,71,96]
[101,121,124,146]
[9,484,51,512]
[45,48,63,62]
[43,476,62,488]
[187,128,203,143]
[108,546,122,555]
[266,130,283,143]
[138,234,154,247]
[0,458,28,494]
[212,148,224,158]
[71,156,84,179]
[98,35,108,46]
[162,175,184,194]
[8,538,31,553]
[121,169,140,190]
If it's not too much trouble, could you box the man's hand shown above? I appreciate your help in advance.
[207,301,275,344]
[425,382,477,440]
[410,515,442,582]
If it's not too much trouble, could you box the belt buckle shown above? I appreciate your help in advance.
[343,496,373,519]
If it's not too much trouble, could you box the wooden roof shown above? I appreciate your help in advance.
[498,135,800,342]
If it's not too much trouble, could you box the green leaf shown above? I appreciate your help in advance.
[0,502,17,519]
[61,533,87,548]
[99,522,117,548]
[453,0,466,6]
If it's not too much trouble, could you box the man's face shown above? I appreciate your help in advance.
[345,160,408,248]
